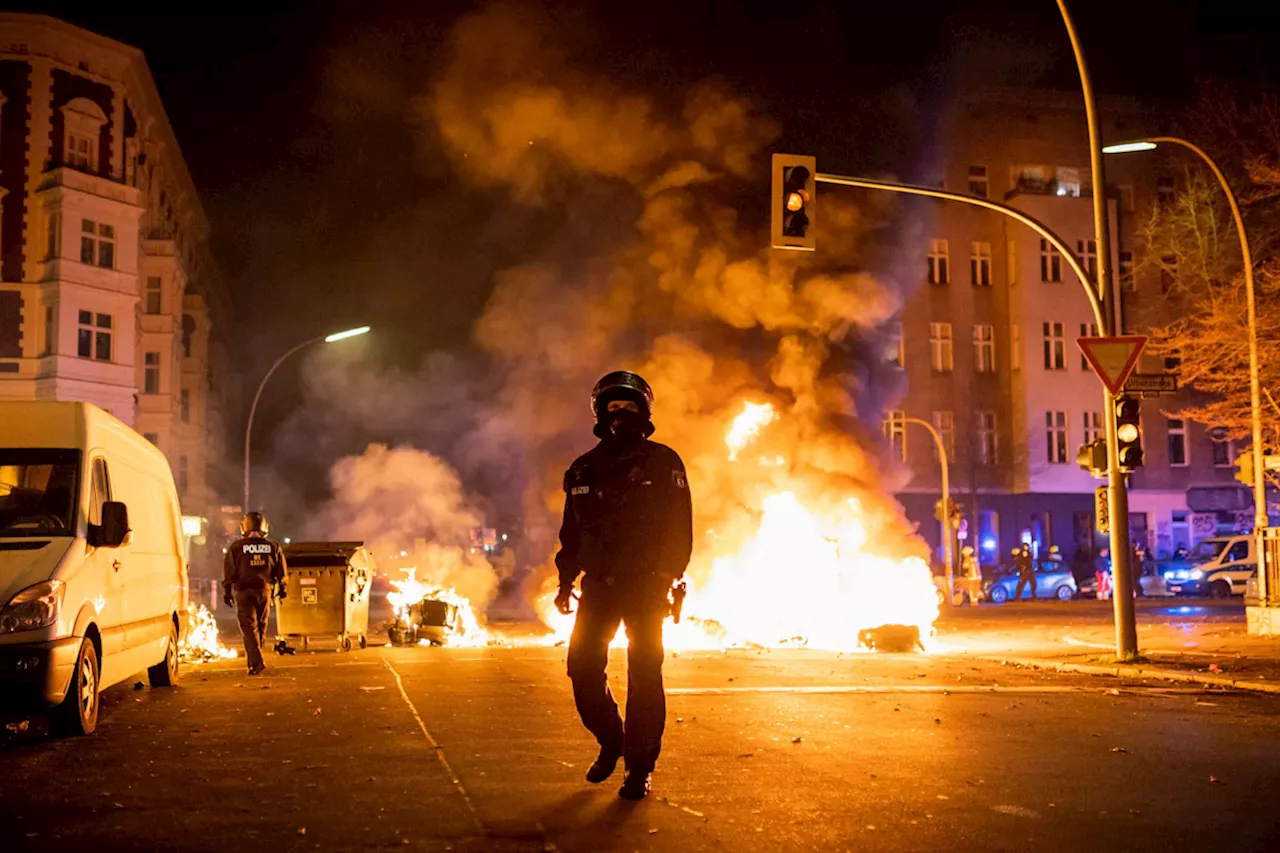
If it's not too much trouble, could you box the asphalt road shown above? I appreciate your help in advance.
[3,641,1279,853]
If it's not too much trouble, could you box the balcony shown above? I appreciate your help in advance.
[37,167,141,208]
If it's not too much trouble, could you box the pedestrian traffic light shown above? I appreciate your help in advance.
[1076,439,1107,478]
[771,153,816,251]
[1114,395,1144,471]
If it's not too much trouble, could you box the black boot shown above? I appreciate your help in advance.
[618,769,651,800]
[585,745,622,784]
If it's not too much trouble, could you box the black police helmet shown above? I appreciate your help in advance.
[241,511,269,537]
[590,370,654,420]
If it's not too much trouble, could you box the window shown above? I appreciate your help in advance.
[1119,184,1135,213]
[1080,323,1097,370]
[79,219,115,268]
[143,433,159,446]
[145,276,163,315]
[1045,411,1068,464]
[976,411,998,464]
[88,457,111,527]
[144,352,160,394]
[1119,251,1134,290]
[1040,239,1062,282]
[973,324,995,373]
[1076,239,1097,280]
[77,311,111,361]
[968,165,989,198]
[1157,176,1175,207]
[181,314,196,357]
[46,213,59,260]
[970,241,992,286]
[1168,418,1188,466]
[928,239,950,285]
[1043,322,1065,370]
[180,389,190,423]
[61,98,107,174]
[1011,324,1021,371]
[66,132,94,170]
[1226,540,1250,563]
[882,410,907,461]
[1160,255,1178,293]
[1213,438,1233,468]
[1083,411,1103,445]
[932,411,955,460]
[929,322,953,372]
[886,320,904,367]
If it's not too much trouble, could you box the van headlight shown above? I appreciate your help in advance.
[1190,570,1204,580]
[0,581,64,634]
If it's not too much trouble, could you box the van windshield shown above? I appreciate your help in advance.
[1189,539,1230,562]
[0,450,80,537]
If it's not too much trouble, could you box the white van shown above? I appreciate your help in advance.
[0,402,187,735]
[1164,535,1255,598]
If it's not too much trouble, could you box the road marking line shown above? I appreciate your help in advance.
[664,685,1203,695]
[382,656,483,832]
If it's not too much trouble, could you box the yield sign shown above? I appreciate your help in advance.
[1078,336,1147,395]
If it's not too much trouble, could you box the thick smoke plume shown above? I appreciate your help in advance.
[290,1,924,621]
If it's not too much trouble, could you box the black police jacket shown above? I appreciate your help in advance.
[223,536,287,589]
[555,437,693,590]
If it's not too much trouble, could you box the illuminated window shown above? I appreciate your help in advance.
[79,219,114,269]
[932,411,955,460]
[886,320,904,367]
[1045,411,1068,464]
[76,311,111,361]
[1040,240,1062,282]
[970,241,992,286]
[929,322,953,372]
[976,411,998,464]
[882,410,907,461]
[973,324,995,373]
[928,239,950,285]
[144,352,160,394]
[1168,418,1188,466]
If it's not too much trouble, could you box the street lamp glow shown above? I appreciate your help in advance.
[1102,141,1159,154]
[324,325,371,344]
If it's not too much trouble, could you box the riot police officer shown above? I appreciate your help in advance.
[222,511,287,675]
[554,371,693,800]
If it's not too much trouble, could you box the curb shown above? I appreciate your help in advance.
[986,656,1280,695]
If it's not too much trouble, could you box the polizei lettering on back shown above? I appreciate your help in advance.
[243,543,273,554]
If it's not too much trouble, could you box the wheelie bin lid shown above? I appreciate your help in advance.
[282,541,371,569]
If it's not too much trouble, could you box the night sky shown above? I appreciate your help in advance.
[16,1,1280,521]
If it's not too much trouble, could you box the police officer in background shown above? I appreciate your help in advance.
[555,371,693,800]
[223,511,287,675]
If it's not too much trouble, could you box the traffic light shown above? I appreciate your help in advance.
[771,153,816,251]
[934,498,963,523]
[1076,439,1107,478]
[1236,450,1254,486]
[1114,395,1144,471]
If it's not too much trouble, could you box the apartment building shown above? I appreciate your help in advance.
[889,90,1246,567]
[0,14,228,537]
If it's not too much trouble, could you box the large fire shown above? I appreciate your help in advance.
[387,567,491,647]
[539,401,940,651]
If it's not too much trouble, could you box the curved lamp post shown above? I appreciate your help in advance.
[242,325,370,512]
[1104,136,1268,602]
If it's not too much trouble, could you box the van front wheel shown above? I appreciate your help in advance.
[148,621,180,687]
[53,639,100,736]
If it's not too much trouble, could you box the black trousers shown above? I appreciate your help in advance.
[567,584,667,774]
[1015,573,1035,600]
[235,584,270,671]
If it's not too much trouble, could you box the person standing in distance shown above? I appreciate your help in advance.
[223,511,287,675]
[555,371,693,800]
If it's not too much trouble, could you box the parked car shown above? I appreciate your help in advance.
[1164,536,1255,598]
[984,560,1078,602]
[0,402,187,736]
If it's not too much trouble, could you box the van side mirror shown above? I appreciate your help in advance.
[91,501,130,548]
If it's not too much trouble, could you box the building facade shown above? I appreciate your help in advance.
[889,91,1247,570]
[0,14,228,533]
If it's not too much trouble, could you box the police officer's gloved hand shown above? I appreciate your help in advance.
[554,585,575,615]
[276,584,287,600]
[223,590,235,608]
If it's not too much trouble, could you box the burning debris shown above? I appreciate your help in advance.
[857,624,925,654]
[386,568,490,647]
[179,604,237,663]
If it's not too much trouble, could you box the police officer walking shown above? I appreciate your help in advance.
[555,371,693,800]
[223,511,287,675]
[1014,543,1036,601]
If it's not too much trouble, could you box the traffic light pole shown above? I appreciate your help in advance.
[906,417,953,603]
[1060,0,1139,657]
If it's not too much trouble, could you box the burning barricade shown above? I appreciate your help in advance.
[386,568,490,647]
[178,603,238,663]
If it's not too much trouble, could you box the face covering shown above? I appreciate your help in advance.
[604,408,647,442]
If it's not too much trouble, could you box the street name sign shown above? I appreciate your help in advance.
[1078,336,1147,396]
[1123,372,1178,394]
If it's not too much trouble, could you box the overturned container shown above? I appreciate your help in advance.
[276,541,373,652]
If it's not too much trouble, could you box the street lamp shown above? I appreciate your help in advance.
[242,325,370,512]
[1103,136,1269,604]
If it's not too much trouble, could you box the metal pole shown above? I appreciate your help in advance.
[907,418,952,601]
[1059,0,1138,658]
[242,337,324,512]
[815,174,1106,329]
